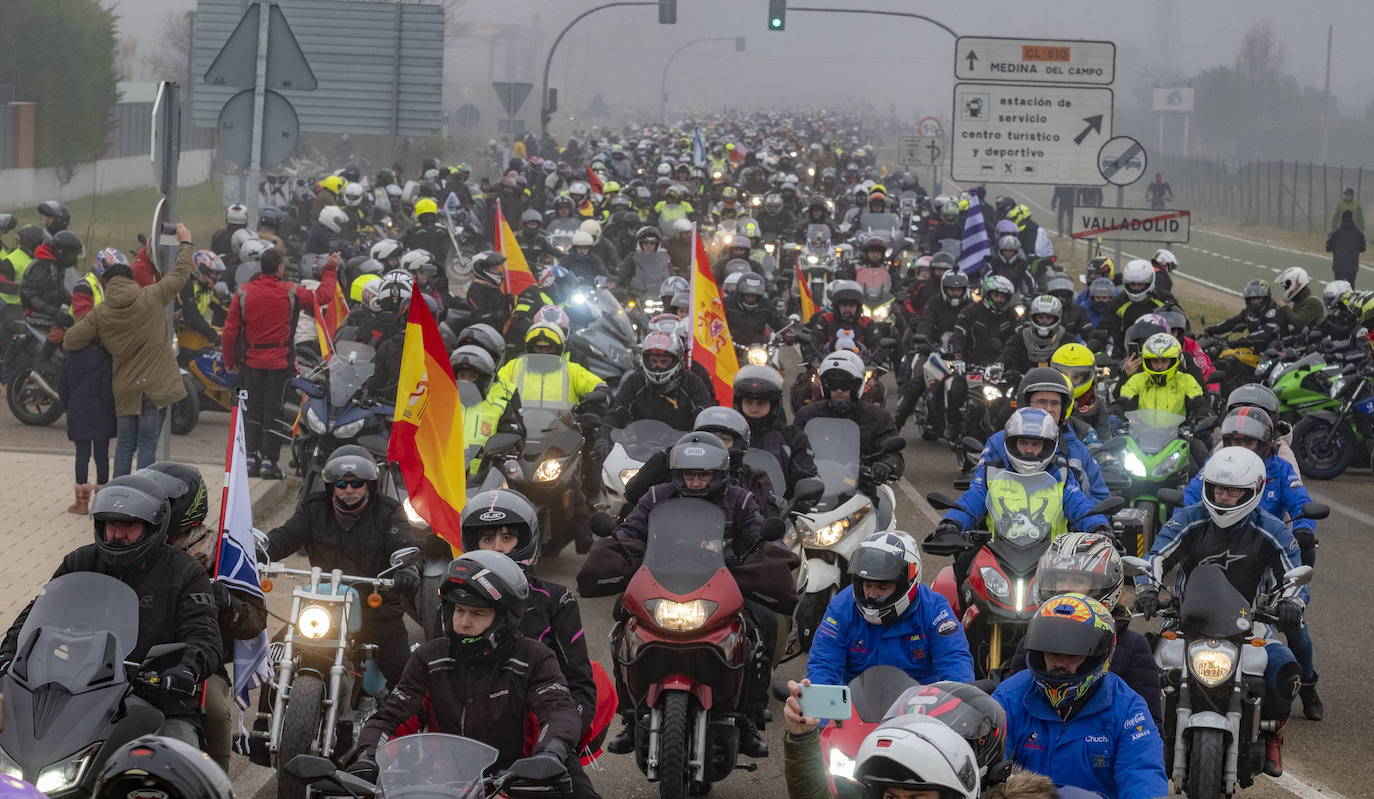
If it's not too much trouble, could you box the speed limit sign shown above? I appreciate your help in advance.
[917,116,943,138]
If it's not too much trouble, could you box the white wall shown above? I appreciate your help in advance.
[0,148,215,207]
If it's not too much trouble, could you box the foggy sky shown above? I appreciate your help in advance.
[114,0,1374,123]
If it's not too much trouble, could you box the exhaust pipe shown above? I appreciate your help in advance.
[24,371,60,402]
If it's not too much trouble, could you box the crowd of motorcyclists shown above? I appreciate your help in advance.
[1,107,1364,799]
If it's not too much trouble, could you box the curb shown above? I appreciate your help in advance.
[248,476,299,525]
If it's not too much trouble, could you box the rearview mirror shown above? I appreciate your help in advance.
[1283,565,1314,588]
[1300,502,1330,520]
[1120,555,1151,578]
[389,546,421,567]
[878,337,897,349]
[283,755,337,780]
[1156,488,1184,508]
[792,477,825,505]
[793,327,813,343]
[960,436,985,454]
[879,436,907,455]
[926,492,959,511]
[483,432,522,454]
[761,517,785,542]
[590,511,617,538]
[1089,496,1125,516]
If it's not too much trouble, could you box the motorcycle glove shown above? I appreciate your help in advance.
[211,580,234,611]
[346,754,379,783]
[868,461,892,484]
[1276,598,1305,631]
[159,664,200,696]
[509,751,568,783]
[392,565,421,598]
[1134,588,1161,619]
[56,312,75,329]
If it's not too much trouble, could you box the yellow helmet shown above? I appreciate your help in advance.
[414,197,439,217]
[603,181,621,195]
[1051,343,1096,400]
[1141,333,1181,385]
[350,272,381,304]
[525,322,565,355]
[320,175,345,195]
[1009,204,1032,227]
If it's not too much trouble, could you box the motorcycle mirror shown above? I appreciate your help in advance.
[1089,496,1125,516]
[142,642,188,665]
[879,436,907,455]
[960,436,984,454]
[1120,555,1152,578]
[283,755,337,780]
[483,432,522,454]
[788,313,801,323]
[792,477,825,506]
[1300,502,1330,520]
[589,511,617,538]
[1156,488,1185,508]
[1283,564,1314,588]
[389,546,421,567]
[878,337,897,349]
[926,491,959,511]
[793,327,813,342]
[911,333,930,346]
[586,386,611,405]
[761,517,786,542]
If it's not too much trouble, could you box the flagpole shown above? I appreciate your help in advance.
[213,391,245,577]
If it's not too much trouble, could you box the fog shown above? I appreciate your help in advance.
[113,0,1374,160]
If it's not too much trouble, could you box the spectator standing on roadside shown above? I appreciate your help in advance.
[1326,210,1366,287]
[58,340,116,514]
[63,224,195,477]
[1051,186,1076,237]
[1331,187,1365,232]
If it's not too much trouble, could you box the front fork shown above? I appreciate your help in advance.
[988,624,1002,676]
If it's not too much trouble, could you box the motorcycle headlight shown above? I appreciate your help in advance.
[829,748,856,779]
[1151,450,1184,479]
[871,304,890,323]
[297,605,333,640]
[806,254,819,264]
[1188,640,1238,687]
[334,417,366,439]
[752,196,763,206]
[648,598,717,631]
[535,458,563,482]
[572,292,588,305]
[764,242,776,254]
[34,742,102,795]
[1123,451,1146,477]
[982,385,1003,401]
[808,166,817,177]
[980,566,1011,601]
[618,467,639,486]
[801,508,870,547]
[747,346,769,365]
[0,745,22,780]
[305,405,327,434]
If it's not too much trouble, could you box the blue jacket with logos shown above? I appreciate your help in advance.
[980,427,1110,503]
[945,437,1109,532]
[993,669,1168,799]
[806,583,974,686]
[1178,453,1315,535]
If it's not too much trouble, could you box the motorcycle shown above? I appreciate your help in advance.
[0,572,192,797]
[855,266,898,349]
[605,497,780,799]
[904,334,959,443]
[924,470,1121,678]
[288,341,394,502]
[4,318,64,426]
[600,419,686,517]
[566,282,638,388]
[1290,363,1374,479]
[954,362,1020,474]
[814,665,921,796]
[254,546,421,799]
[171,326,236,435]
[791,418,903,653]
[1124,554,1317,798]
[1096,409,1199,557]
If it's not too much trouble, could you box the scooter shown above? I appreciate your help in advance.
[172,325,236,435]
[791,417,904,653]
[600,419,687,516]
[0,572,193,797]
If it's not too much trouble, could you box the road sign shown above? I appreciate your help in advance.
[899,136,944,167]
[950,83,1112,185]
[587,94,610,118]
[492,82,533,118]
[1153,87,1195,113]
[204,2,317,90]
[1072,207,1191,242]
[1097,136,1147,186]
[955,36,1115,85]
[216,88,299,169]
[454,104,480,129]
[498,118,526,135]
[917,116,943,138]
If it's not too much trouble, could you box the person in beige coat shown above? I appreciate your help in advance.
[65,223,194,477]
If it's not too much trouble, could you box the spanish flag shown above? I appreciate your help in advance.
[495,199,537,297]
[389,297,465,551]
[311,283,350,359]
[689,225,740,405]
[796,260,817,320]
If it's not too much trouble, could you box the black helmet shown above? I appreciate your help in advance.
[735,272,767,310]
[322,444,379,483]
[37,200,70,232]
[440,550,529,660]
[1243,279,1271,309]
[139,462,209,547]
[1016,367,1074,426]
[91,474,171,569]
[941,271,970,308]
[635,225,662,245]
[16,225,46,253]
[456,323,507,363]
[50,230,84,266]
[668,432,730,498]
[93,735,234,799]
[460,489,540,568]
[733,364,784,428]
[340,164,362,182]
[694,406,750,464]
[1227,383,1280,417]
[885,681,1010,785]
[257,205,284,229]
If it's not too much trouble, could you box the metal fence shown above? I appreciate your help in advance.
[1152,153,1374,234]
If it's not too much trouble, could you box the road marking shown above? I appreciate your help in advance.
[897,471,945,526]
[1268,769,1352,799]
[1197,225,1374,274]
[1304,488,1374,527]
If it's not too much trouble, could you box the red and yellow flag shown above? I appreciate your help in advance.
[389,298,465,552]
[689,226,740,405]
[796,260,817,320]
[495,199,537,297]
[311,295,334,360]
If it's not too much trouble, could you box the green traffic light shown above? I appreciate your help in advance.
[770,16,782,28]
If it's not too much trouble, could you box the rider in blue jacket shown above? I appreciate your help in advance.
[993,593,1168,799]
[807,530,974,686]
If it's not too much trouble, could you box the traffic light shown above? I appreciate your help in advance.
[658,0,676,24]
[767,0,786,31]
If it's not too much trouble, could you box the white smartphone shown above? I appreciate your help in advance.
[798,683,852,721]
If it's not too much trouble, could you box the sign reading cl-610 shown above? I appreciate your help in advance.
[955,36,1115,85]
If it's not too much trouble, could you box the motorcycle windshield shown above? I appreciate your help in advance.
[803,418,862,511]
[806,224,832,253]
[376,733,497,799]
[743,448,786,499]
[982,467,1062,548]
[855,267,892,299]
[1179,563,1253,640]
[643,498,729,596]
[513,354,572,441]
[589,286,636,344]
[1126,409,1185,455]
[329,341,376,408]
[612,420,684,462]
[14,572,138,691]
[859,214,901,238]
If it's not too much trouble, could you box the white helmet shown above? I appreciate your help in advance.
[318,206,349,234]
[238,238,270,263]
[342,182,366,207]
[1003,407,1059,474]
[818,349,866,383]
[1121,259,1155,301]
[1027,294,1062,338]
[569,180,590,198]
[671,218,693,234]
[230,228,258,257]
[578,218,602,243]
[849,531,922,626]
[370,238,403,263]
[225,203,248,226]
[370,271,414,314]
[1324,279,1352,306]
[1152,248,1178,269]
[570,230,595,247]
[854,714,980,799]
[1200,446,1266,528]
[656,162,671,177]
[1278,266,1311,301]
[399,249,436,276]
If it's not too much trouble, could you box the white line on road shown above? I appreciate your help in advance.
[1197,225,1374,274]
[1268,769,1352,799]
[1304,488,1374,527]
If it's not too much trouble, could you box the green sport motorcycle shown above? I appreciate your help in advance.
[1097,409,1197,557]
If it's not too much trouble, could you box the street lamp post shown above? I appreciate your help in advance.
[787,7,957,38]
[539,1,656,138]
[660,37,745,124]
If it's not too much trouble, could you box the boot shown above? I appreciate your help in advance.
[1262,728,1285,777]
[736,715,768,758]
[67,483,90,515]
[247,453,262,478]
[606,714,635,755]
[1299,673,1324,721]
[259,459,283,480]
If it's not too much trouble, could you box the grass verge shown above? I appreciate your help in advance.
[6,181,226,255]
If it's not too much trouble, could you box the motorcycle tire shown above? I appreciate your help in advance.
[1185,727,1226,799]
[276,674,326,799]
[1292,416,1354,480]
[170,375,201,435]
[6,366,63,426]
[657,691,693,799]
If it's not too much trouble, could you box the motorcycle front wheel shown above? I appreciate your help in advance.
[1292,416,1354,480]
[7,366,63,426]
[276,674,326,799]
[657,691,693,799]
[1185,727,1226,799]
[170,374,201,434]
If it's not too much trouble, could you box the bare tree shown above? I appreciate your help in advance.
[141,11,193,83]
[115,34,138,80]
[1234,20,1284,83]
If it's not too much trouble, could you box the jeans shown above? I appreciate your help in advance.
[74,438,110,484]
[114,396,166,477]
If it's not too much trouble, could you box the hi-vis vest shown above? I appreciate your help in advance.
[464,397,506,475]
[984,467,1068,541]
[1,250,32,305]
[82,272,104,306]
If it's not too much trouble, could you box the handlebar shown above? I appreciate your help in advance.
[258,562,398,590]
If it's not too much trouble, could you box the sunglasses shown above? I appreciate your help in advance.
[335,479,367,489]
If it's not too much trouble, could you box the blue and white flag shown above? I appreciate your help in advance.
[691,127,707,167]
[215,393,272,718]
[957,191,992,275]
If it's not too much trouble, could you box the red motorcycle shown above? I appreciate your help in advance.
[816,665,919,797]
[609,498,773,799]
